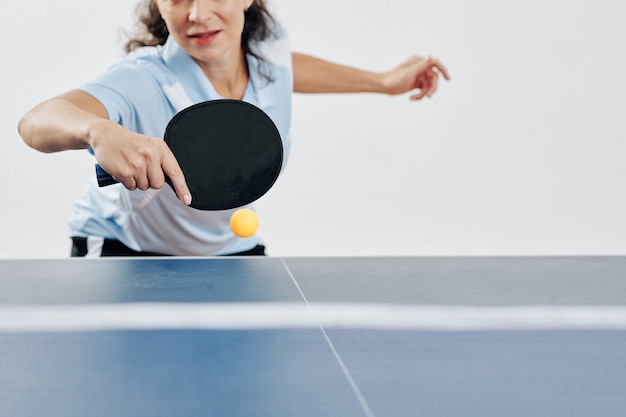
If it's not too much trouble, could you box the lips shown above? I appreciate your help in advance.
[188,30,221,45]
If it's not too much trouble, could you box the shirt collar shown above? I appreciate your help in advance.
[161,36,273,107]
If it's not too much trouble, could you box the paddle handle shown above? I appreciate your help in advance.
[95,164,118,187]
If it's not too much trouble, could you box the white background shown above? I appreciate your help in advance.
[2,0,625,258]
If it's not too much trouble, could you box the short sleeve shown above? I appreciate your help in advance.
[79,63,167,134]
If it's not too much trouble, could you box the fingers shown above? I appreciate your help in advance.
[410,86,429,101]
[145,160,166,190]
[108,162,161,192]
[115,146,166,191]
[409,70,436,101]
[409,56,449,101]
[96,136,192,206]
[426,57,451,81]
[424,69,440,98]
[160,149,192,206]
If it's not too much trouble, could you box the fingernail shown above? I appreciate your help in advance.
[183,194,192,205]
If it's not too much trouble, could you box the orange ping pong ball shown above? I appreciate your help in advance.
[230,208,259,238]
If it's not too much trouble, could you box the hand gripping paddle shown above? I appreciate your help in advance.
[95,99,283,211]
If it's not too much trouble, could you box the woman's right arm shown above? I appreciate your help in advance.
[18,90,191,205]
[18,90,111,153]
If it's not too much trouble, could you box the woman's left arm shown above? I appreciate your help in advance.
[292,52,450,100]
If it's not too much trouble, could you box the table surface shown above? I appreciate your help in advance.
[1,256,626,417]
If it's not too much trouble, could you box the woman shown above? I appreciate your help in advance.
[18,0,449,257]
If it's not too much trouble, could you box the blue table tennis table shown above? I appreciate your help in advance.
[1,256,626,417]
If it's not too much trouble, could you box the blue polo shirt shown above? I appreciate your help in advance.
[68,26,292,256]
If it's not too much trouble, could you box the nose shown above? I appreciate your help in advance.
[189,0,214,23]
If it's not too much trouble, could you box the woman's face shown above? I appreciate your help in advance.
[155,0,251,65]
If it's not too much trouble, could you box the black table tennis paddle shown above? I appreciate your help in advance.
[95,99,283,211]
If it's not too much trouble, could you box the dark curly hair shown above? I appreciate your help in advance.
[125,0,277,80]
